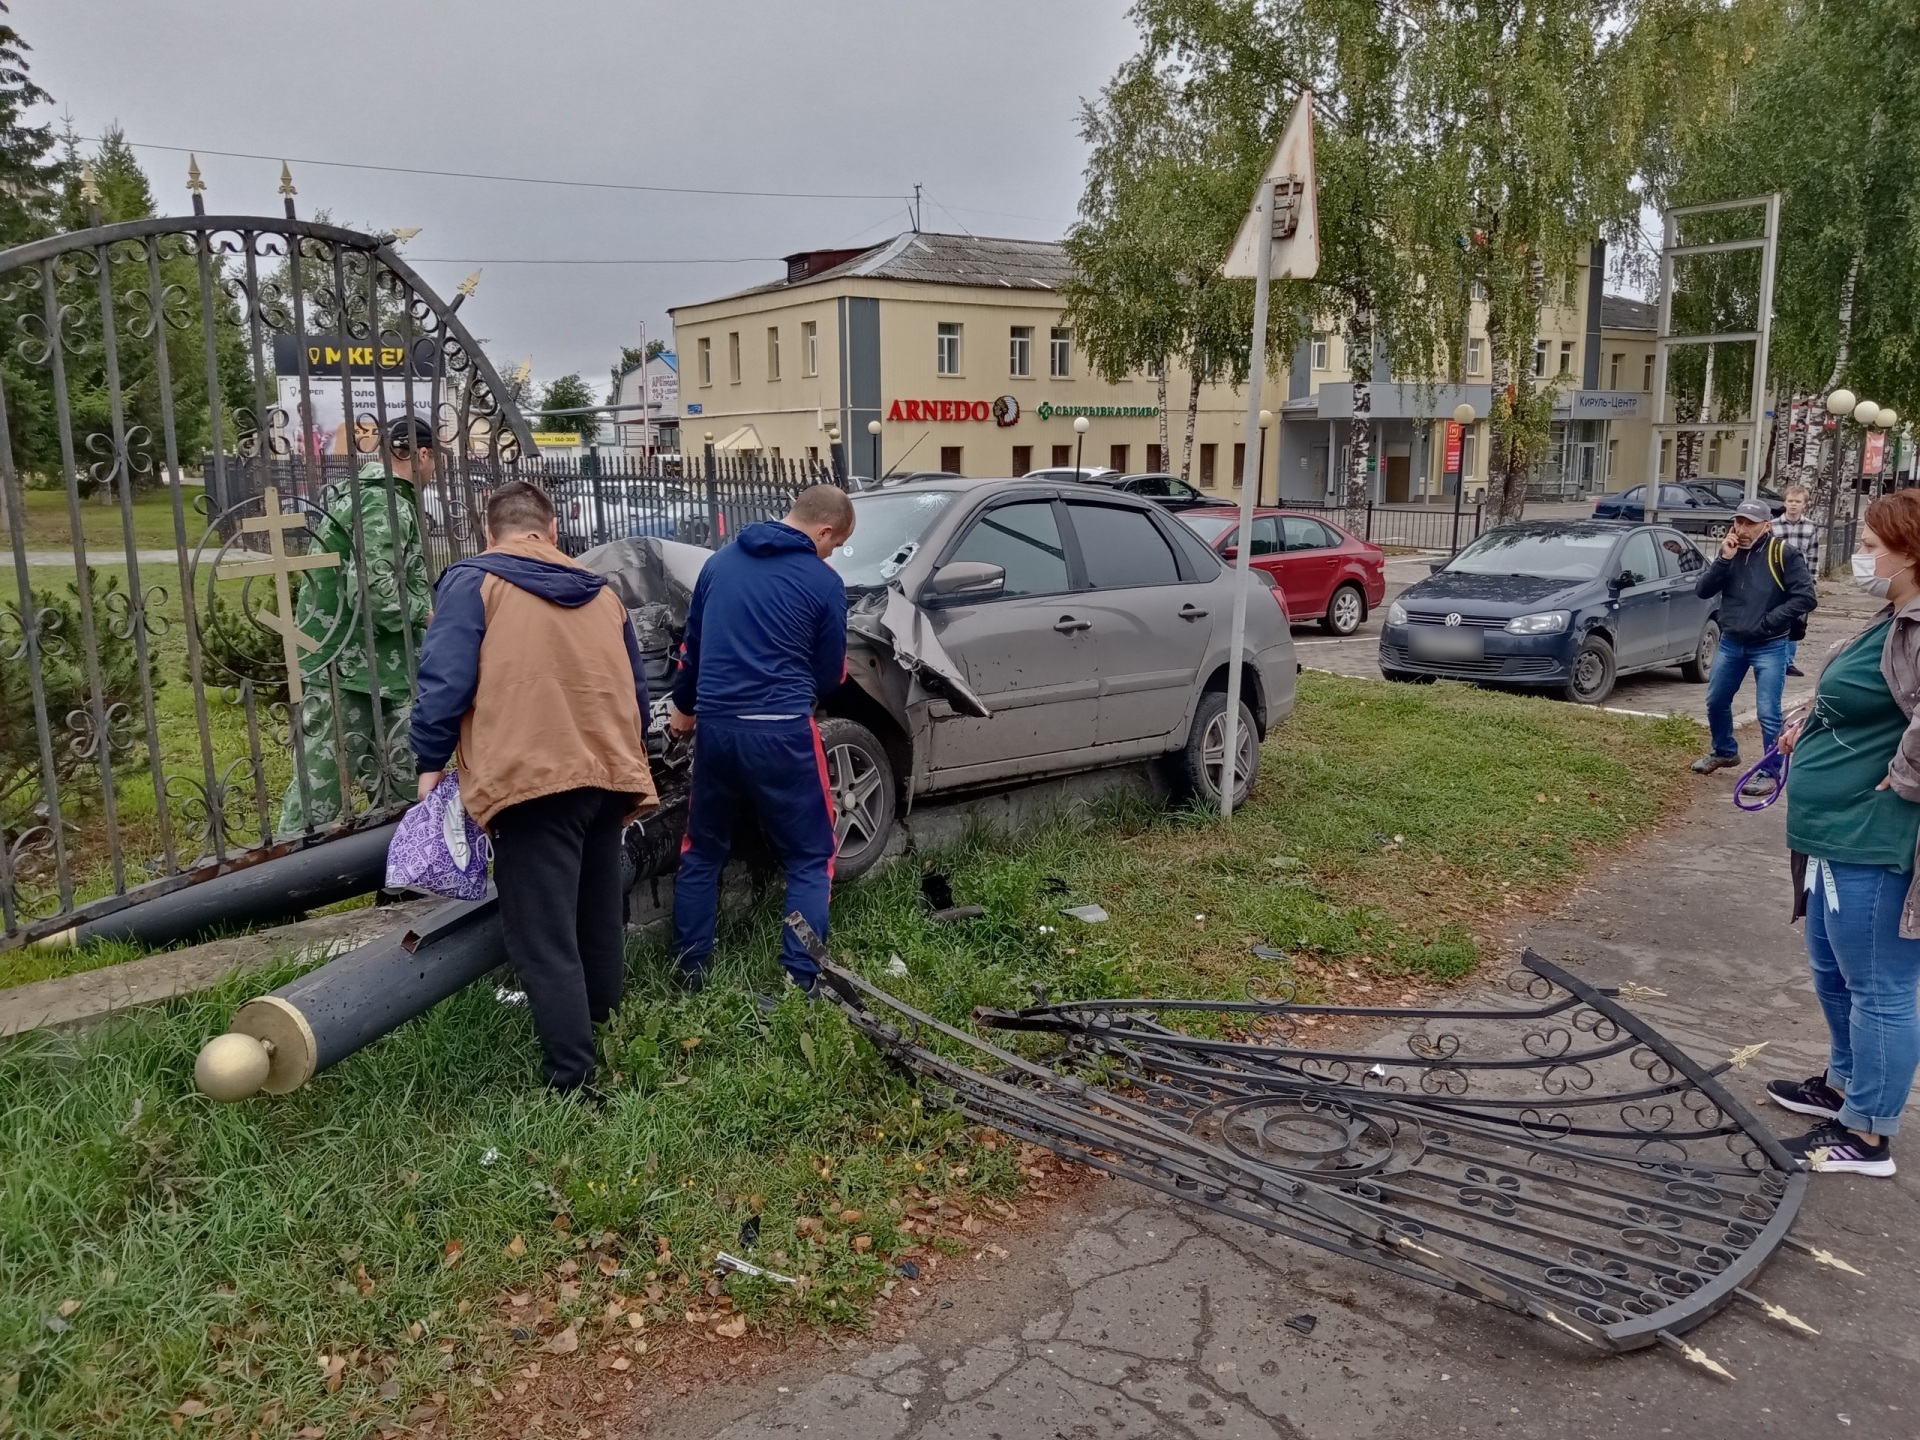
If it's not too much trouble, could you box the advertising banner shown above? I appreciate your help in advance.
[1444,421,1464,473]
[274,376,434,458]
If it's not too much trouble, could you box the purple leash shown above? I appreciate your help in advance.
[1733,746,1789,810]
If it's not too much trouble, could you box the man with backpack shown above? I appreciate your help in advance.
[1691,498,1818,798]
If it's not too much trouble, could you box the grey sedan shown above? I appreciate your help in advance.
[587,477,1298,878]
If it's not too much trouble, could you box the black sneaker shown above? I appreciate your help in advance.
[1780,1119,1895,1176]
[1739,772,1778,799]
[1767,1072,1845,1120]
[1690,753,1740,774]
[1786,664,1805,677]
[676,965,708,995]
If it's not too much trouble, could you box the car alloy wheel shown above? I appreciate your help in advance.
[1326,585,1365,635]
[828,743,886,854]
[1200,704,1258,805]
[1703,521,1729,539]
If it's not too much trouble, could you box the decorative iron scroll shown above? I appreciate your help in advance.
[792,919,1820,1370]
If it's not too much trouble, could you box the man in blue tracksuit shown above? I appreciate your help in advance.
[669,484,856,994]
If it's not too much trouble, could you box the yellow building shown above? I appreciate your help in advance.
[668,232,1267,491]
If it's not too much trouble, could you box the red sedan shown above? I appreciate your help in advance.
[1179,507,1387,634]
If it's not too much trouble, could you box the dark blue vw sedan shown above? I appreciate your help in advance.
[1378,521,1721,704]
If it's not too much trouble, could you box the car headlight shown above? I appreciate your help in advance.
[1505,611,1570,635]
[1388,600,1407,626]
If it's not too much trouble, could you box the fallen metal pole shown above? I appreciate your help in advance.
[193,893,504,1100]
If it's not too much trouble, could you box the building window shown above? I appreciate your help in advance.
[1659,437,1673,476]
[1643,354,1656,391]
[1532,340,1548,378]
[770,446,782,460]
[1051,444,1072,467]
[1146,355,1162,379]
[767,327,781,381]
[1311,333,1329,370]
[807,445,819,461]
[727,331,741,384]
[1011,444,1032,476]
[1609,352,1622,389]
[937,322,962,376]
[1606,437,1617,483]
[1051,327,1072,378]
[1009,326,1032,377]
[697,337,712,386]
[1110,444,1129,473]
[1200,443,1218,487]
[1467,336,1485,376]
[802,321,819,376]
[940,445,963,474]
[1460,429,1478,479]
[1559,340,1574,376]
[1147,443,1163,472]
[1233,442,1247,488]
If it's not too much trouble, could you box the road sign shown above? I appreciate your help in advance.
[1222,91,1320,282]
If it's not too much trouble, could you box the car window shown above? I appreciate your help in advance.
[1126,476,1171,497]
[1447,529,1619,580]
[1659,484,1698,507]
[948,500,1070,598]
[1179,513,1237,546]
[1161,515,1223,578]
[1656,530,1703,576]
[830,490,958,588]
[1283,516,1334,550]
[1617,531,1659,586]
[1167,479,1203,502]
[1067,503,1182,589]
[1249,517,1282,555]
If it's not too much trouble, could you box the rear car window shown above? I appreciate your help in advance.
[1282,516,1334,550]
[1067,503,1181,589]
[949,500,1070,598]
[1250,517,1282,555]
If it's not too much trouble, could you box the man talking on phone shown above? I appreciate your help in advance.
[1691,498,1818,798]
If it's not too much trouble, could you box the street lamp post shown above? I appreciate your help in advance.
[1256,409,1273,506]
[1450,402,1477,554]
[1073,415,1090,477]
[867,418,883,484]
[1872,407,1898,496]
[1824,389,1855,566]
[1851,398,1881,533]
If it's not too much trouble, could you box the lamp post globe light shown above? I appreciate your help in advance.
[1854,399,1881,428]
[867,418,882,483]
[1073,414,1090,477]
[1877,408,1899,430]
[1827,389,1856,417]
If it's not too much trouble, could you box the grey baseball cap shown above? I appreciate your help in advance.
[1733,499,1772,523]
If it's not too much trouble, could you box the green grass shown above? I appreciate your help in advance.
[4,488,199,555]
[0,675,1700,1437]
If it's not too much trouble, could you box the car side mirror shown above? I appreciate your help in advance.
[925,560,1004,603]
[1221,545,1239,561]
[1609,569,1635,591]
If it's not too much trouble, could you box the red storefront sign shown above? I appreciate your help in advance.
[887,398,994,423]
[1443,421,1464,473]
[1864,429,1887,476]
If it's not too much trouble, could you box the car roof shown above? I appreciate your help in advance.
[1482,519,1644,537]
[1182,505,1348,521]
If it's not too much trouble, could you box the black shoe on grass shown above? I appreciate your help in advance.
[1766,1072,1845,1120]
[1690,753,1740,775]
[1781,1119,1894,1176]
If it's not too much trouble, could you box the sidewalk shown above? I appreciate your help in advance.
[633,782,1916,1440]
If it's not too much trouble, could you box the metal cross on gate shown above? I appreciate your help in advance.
[223,486,340,703]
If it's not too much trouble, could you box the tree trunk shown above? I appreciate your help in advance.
[1813,250,1862,529]
[1180,368,1201,483]
[1156,367,1169,467]
[1343,292,1374,535]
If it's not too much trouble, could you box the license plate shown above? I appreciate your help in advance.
[1408,626,1485,663]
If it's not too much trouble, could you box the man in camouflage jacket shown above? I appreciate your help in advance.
[279,415,434,831]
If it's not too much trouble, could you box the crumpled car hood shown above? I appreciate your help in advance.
[577,537,989,718]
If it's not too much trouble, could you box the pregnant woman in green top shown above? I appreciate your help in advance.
[1772,490,1920,1176]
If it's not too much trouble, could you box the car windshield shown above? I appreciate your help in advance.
[1178,514,1238,545]
[1442,530,1618,580]
[828,490,958,589]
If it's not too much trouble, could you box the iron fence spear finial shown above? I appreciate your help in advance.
[187,154,207,215]
[79,161,102,215]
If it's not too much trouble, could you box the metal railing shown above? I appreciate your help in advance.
[1280,499,1489,552]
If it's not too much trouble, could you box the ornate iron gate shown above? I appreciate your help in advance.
[0,171,533,946]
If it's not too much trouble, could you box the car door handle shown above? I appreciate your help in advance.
[1053,616,1092,634]
[1178,603,1209,621]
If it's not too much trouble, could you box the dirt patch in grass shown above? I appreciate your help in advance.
[0,674,1700,1438]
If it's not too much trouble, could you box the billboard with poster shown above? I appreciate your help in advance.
[273,334,436,458]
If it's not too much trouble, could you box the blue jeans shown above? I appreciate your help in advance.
[672,717,837,985]
[1805,860,1920,1135]
[1705,635,1789,763]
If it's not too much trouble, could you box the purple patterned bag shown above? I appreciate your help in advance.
[385,770,491,900]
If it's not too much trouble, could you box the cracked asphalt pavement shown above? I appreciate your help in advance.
[640,778,1918,1440]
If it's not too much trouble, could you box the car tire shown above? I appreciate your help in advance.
[817,716,897,883]
[1560,634,1617,705]
[1322,583,1366,635]
[1702,521,1730,540]
[1679,617,1719,683]
[1168,690,1260,809]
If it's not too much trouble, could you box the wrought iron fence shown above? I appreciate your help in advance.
[0,182,532,947]
[1285,499,1489,552]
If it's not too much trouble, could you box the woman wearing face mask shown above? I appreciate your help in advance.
[1771,489,1920,1176]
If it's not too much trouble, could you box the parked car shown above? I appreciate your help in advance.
[1378,520,1720,704]
[1177,507,1387,635]
[1092,472,1212,508]
[1020,466,1119,484]
[583,477,1298,879]
[1591,483,1741,537]
[849,471,965,492]
[1691,478,1786,515]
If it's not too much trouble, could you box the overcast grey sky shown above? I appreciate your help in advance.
[23,0,1139,392]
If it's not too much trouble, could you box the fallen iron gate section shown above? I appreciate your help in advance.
[0,178,533,947]
[795,916,1820,1369]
